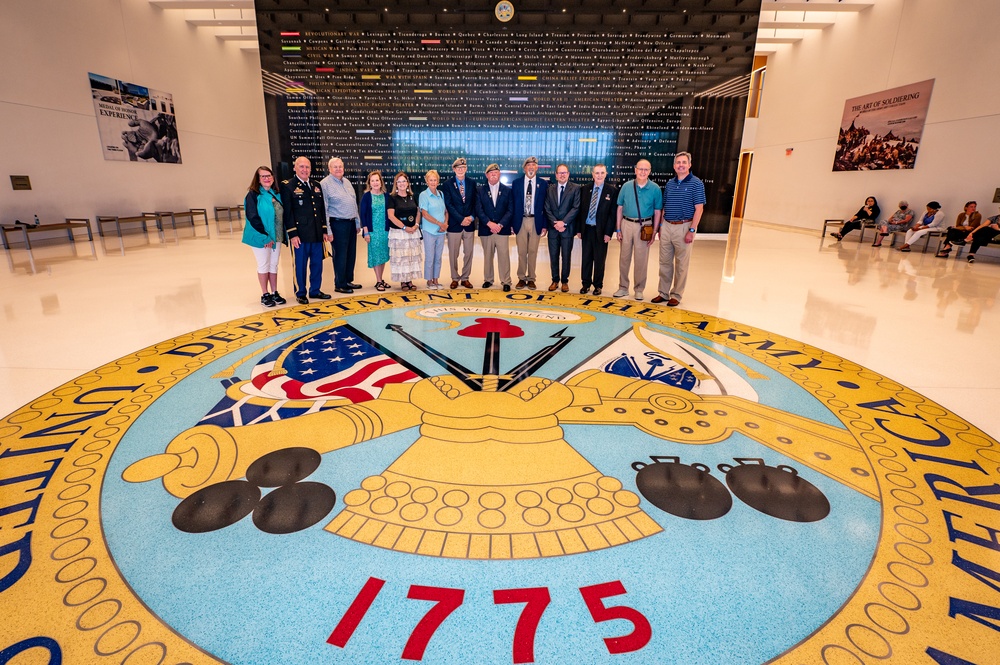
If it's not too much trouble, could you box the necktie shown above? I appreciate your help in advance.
[588,188,599,223]
[492,187,497,205]
[525,180,532,211]
[559,185,564,205]
[459,180,465,202]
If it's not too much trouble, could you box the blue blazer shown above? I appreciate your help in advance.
[359,192,390,233]
[475,183,514,236]
[511,175,549,234]
[442,176,478,233]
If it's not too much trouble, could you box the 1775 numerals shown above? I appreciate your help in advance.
[327,578,652,663]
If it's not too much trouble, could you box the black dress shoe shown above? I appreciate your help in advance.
[482,281,493,288]
[311,291,333,300]
[334,287,354,294]
[580,286,590,294]
[347,283,362,289]
[593,288,602,296]
[295,296,308,305]
[503,284,511,292]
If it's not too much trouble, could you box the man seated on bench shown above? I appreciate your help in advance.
[830,195,879,241]
[898,201,943,252]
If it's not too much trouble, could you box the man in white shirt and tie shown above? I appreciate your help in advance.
[511,156,549,289]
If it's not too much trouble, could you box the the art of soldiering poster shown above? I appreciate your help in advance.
[89,72,181,163]
[833,79,934,172]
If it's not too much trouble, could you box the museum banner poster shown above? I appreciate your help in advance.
[833,79,934,171]
[88,72,182,163]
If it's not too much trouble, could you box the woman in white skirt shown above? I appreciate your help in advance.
[386,172,423,291]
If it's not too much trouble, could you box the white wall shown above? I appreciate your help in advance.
[0,0,269,223]
[745,0,1000,228]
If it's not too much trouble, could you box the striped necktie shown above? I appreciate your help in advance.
[588,188,599,223]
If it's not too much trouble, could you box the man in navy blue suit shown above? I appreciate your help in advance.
[475,163,514,291]
[511,156,549,289]
[543,163,581,292]
[441,157,478,289]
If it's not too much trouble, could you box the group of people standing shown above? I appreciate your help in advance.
[242,152,707,307]
[830,196,1000,262]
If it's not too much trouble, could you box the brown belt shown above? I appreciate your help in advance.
[664,219,692,225]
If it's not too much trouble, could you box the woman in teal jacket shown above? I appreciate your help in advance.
[242,166,287,307]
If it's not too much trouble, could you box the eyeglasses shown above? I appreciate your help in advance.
[259,174,273,179]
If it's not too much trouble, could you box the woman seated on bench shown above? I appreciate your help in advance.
[830,196,879,241]
[898,201,943,252]
[872,201,914,247]
[938,206,1000,263]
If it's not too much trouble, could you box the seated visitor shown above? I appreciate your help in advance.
[937,206,1000,263]
[830,196,879,240]
[872,201,914,247]
[898,201,943,252]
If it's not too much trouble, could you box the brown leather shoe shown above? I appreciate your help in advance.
[461,280,474,289]
[515,280,526,289]
[560,283,569,292]
[667,298,680,307]
[450,280,459,289]
[651,295,667,303]
[527,281,536,289]
[548,282,559,291]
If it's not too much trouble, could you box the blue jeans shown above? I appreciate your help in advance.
[423,232,446,280]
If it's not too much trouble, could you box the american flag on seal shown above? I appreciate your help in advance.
[199,324,423,427]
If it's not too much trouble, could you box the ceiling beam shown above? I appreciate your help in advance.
[759,21,834,29]
[761,1,874,12]
[187,18,256,27]
[756,36,803,44]
[217,33,258,42]
[151,0,254,9]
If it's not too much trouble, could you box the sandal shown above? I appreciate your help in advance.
[375,281,386,292]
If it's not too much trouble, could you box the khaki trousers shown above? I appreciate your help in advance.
[515,217,540,282]
[657,222,692,301]
[617,219,650,293]
[447,230,475,281]
[481,234,511,285]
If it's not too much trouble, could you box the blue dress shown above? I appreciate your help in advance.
[364,193,390,268]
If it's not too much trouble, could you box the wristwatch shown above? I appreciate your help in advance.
[688,227,697,234]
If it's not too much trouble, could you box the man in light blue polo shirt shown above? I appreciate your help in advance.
[614,160,662,301]
[652,151,705,307]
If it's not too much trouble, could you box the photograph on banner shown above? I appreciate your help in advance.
[833,79,934,172]
[89,72,181,164]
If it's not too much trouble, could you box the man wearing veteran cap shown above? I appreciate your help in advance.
[511,156,548,289]
[475,163,514,291]
[442,157,478,289]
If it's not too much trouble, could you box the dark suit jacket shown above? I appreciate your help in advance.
[579,182,619,239]
[442,176,478,233]
[543,181,582,235]
[280,177,327,243]
[511,175,549,234]
[475,183,514,236]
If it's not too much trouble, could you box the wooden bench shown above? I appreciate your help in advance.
[1,218,94,250]
[214,205,244,233]
[95,213,159,238]
[823,218,878,242]
[147,209,210,234]
[882,228,945,252]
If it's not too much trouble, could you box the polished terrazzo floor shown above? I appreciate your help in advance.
[2,220,995,435]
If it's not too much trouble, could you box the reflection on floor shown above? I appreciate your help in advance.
[1,221,998,664]
[2,221,996,434]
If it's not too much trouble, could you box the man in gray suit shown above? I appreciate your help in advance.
[543,163,582,292]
